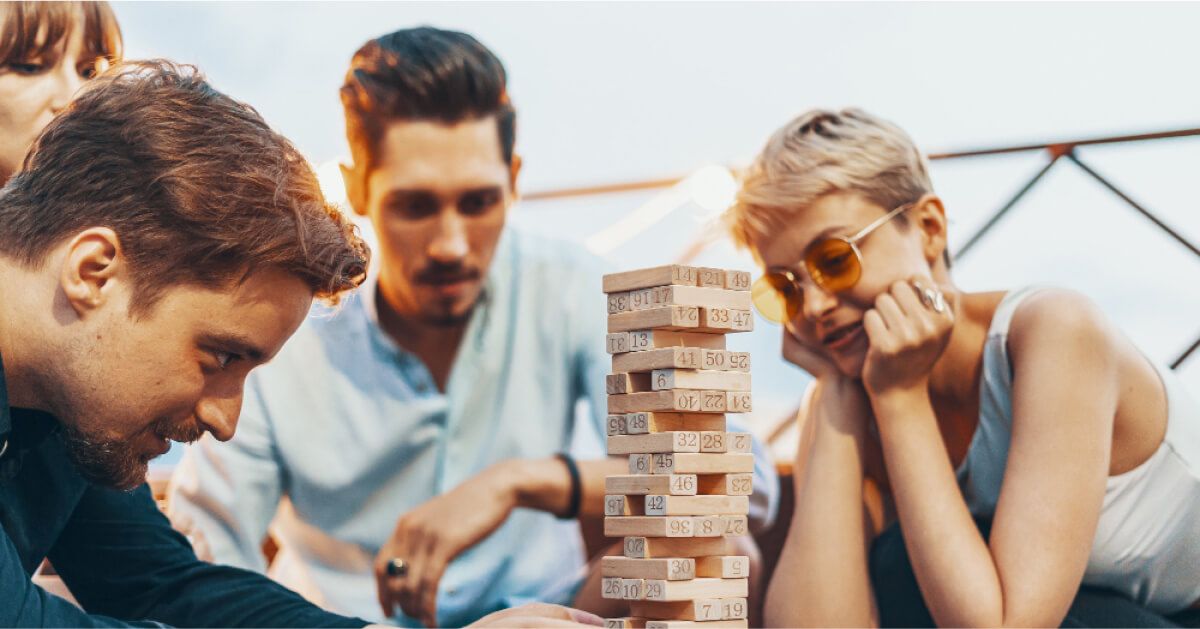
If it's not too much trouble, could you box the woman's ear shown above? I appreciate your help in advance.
[912,194,948,265]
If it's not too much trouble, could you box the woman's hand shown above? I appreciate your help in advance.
[862,279,954,396]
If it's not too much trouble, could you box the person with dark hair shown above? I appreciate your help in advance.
[0,57,593,629]
[168,26,779,627]
[0,0,122,186]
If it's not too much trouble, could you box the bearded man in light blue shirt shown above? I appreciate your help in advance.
[167,26,778,628]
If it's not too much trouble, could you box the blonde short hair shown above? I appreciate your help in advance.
[726,108,932,251]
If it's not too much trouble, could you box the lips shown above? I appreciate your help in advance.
[821,321,865,351]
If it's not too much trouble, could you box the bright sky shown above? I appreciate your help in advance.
[114,2,1200,458]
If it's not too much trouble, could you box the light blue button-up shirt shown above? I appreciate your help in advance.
[168,228,778,627]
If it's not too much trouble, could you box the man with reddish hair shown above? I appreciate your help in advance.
[0,59,588,628]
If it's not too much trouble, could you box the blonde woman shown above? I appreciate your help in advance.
[727,109,1200,627]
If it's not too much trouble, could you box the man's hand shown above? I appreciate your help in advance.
[374,464,521,626]
[467,604,603,627]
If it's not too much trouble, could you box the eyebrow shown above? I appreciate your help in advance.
[380,185,504,203]
[766,225,850,272]
[199,332,269,363]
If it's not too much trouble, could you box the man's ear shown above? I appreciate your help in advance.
[340,160,368,217]
[508,153,523,202]
[60,227,123,318]
[913,194,949,266]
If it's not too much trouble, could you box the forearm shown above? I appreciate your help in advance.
[872,389,1003,627]
[766,383,877,628]
[508,456,627,519]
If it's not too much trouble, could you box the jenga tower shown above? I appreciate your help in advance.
[600,265,754,629]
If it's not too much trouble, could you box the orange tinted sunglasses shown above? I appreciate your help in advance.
[752,202,915,323]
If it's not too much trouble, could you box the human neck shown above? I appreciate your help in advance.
[0,263,49,411]
[373,280,468,391]
[926,288,995,406]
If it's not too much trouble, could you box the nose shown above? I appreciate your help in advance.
[427,208,469,263]
[800,281,838,323]
[48,65,86,115]
[194,394,241,443]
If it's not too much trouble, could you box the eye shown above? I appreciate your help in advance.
[459,190,501,216]
[81,56,110,79]
[213,351,241,370]
[6,61,46,75]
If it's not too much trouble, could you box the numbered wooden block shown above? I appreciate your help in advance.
[606,332,631,354]
[698,431,727,452]
[721,515,749,536]
[608,432,701,454]
[609,390,728,414]
[725,391,752,413]
[696,473,753,496]
[651,369,750,392]
[609,306,700,333]
[696,267,726,288]
[696,307,754,333]
[645,621,748,629]
[626,329,725,352]
[602,576,624,600]
[628,454,653,475]
[696,556,750,579]
[727,432,752,453]
[630,599,723,622]
[626,412,726,434]
[608,292,632,314]
[641,577,749,601]
[612,347,704,373]
[607,474,699,496]
[628,285,752,311]
[607,414,629,436]
[644,495,751,516]
[603,265,698,293]
[653,452,755,474]
[699,350,751,372]
[603,618,646,629]
[604,495,643,516]
[621,578,646,600]
[601,556,696,581]
[691,515,727,537]
[724,270,751,291]
[719,598,749,620]
[607,372,653,395]
[623,536,729,559]
[605,516,695,538]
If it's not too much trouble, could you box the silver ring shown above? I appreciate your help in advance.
[926,288,947,313]
[386,557,408,578]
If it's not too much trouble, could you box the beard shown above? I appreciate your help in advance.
[58,415,205,491]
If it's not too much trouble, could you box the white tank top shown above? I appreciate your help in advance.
[956,286,1200,613]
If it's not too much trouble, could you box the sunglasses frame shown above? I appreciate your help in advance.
[753,201,918,323]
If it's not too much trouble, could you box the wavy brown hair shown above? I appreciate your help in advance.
[0,1,123,69]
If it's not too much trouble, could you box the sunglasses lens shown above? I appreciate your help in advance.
[752,273,800,323]
[806,238,861,292]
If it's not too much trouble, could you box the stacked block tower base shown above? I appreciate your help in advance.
[600,265,754,629]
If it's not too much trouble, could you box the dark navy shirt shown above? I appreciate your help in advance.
[0,353,368,627]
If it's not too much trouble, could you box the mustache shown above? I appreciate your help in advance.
[415,262,480,285]
[154,417,205,444]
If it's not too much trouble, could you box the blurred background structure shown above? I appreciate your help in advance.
[112,2,1200,466]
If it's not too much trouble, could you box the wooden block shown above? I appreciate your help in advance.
[695,307,754,333]
[626,412,726,434]
[604,265,698,293]
[607,414,629,436]
[604,618,646,629]
[609,390,728,414]
[606,332,631,354]
[609,306,699,333]
[652,369,750,392]
[719,598,749,620]
[605,516,695,538]
[608,292,632,314]
[727,432,752,453]
[605,494,644,516]
[628,454,653,475]
[630,599,723,622]
[608,432,701,454]
[692,515,729,537]
[696,473,753,496]
[607,474,699,496]
[602,556,695,580]
[699,431,726,452]
[653,453,755,474]
[696,556,750,579]
[629,286,752,312]
[613,347,703,373]
[725,391,752,413]
[696,267,726,288]
[699,350,751,372]
[721,515,749,536]
[626,329,725,351]
[642,577,748,601]
[646,620,747,629]
[724,270,751,291]
[607,372,653,394]
[623,536,729,559]
[621,578,646,600]
[644,495,750,516]
[602,577,624,600]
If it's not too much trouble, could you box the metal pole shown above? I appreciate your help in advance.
[1171,334,1200,370]
[952,153,1063,263]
